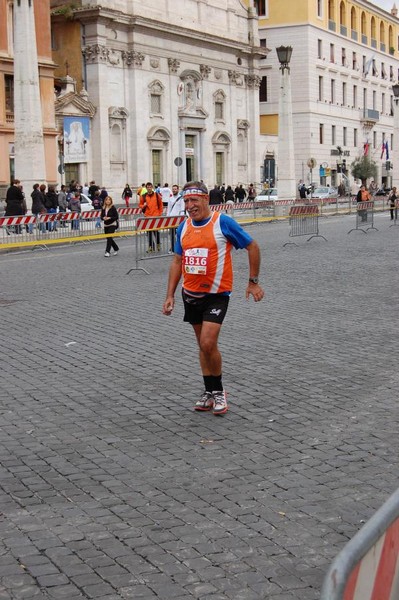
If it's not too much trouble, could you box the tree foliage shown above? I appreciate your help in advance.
[350,156,378,185]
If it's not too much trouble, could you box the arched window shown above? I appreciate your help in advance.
[213,90,226,123]
[339,1,346,26]
[148,80,165,117]
[361,12,367,43]
[389,25,394,52]
[108,106,128,165]
[350,7,357,32]
[110,124,122,162]
[380,21,386,51]
[371,17,376,45]
[328,0,335,21]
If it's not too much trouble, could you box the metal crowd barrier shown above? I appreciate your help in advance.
[126,215,185,274]
[284,205,327,246]
[347,201,377,234]
[320,487,399,600]
[0,207,142,248]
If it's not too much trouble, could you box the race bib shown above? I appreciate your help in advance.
[183,248,208,274]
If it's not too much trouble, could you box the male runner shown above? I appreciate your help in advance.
[162,181,264,415]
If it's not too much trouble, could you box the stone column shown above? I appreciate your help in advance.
[13,0,46,203]
[277,68,296,200]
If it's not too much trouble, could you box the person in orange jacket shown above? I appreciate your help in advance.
[139,181,163,251]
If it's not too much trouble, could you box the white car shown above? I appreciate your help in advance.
[79,193,94,211]
[311,186,338,199]
[254,188,278,202]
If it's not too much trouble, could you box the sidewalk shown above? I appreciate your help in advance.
[0,211,398,599]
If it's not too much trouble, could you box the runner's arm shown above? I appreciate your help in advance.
[163,254,182,315]
[245,241,265,302]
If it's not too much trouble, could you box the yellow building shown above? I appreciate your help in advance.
[251,0,399,187]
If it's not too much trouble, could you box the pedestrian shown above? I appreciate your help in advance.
[45,185,59,231]
[247,183,256,201]
[92,190,103,228]
[5,179,24,234]
[209,185,223,205]
[162,181,264,416]
[122,184,133,208]
[356,184,371,222]
[139,182,163,252]
[57,184,68,227]
[137,183,146,203]
[166,184,185,252]
[388,186,398,221]
[88,180,99,200]
[31,183,46,233]
[68,191,81,230]
[99,187,108,203]
[224,185,235,203]
[160,182,172,207]
[235,184,246,203]
[101,196,119,257]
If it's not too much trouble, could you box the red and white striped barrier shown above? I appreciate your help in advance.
[342,517,399,600]
[357,201,374,210]
[117,207,142,216]
[0,215,36,227]
[210,204,229,212]
[275,200,295,206]
[136,216,185,231]
[38,212,83,222]
[289,205,319,216]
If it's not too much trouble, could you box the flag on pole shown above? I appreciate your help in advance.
[364,142,369,156]
[385,141,389,160]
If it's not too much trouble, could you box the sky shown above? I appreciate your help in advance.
[370,0,397,12]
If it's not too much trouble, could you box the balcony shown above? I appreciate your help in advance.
[340,25,347,36]
[371,38,377,49]
[380,43,386,52]
[362,34,368,44]
[351,30,358,41]
[329,20,336,32]
[361,108,379,123]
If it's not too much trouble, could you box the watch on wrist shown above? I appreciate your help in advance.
[249,277,259,285]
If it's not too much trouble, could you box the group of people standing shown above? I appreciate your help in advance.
[208,183,256,205]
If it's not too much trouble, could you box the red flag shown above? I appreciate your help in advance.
[363,142,369,156]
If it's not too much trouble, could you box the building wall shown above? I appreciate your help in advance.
[0,0,58,199]
[50,0,265,193]
[257,0,399,187]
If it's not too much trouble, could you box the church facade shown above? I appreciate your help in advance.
[51,0,267,193]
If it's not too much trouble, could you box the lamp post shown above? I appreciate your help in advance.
[392,83,399,190]
[276,46,296,200]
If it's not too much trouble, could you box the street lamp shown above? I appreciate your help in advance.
[392,83,399,189]
[276,46,296,200]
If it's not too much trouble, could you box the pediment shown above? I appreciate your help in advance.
[55,92,96,118]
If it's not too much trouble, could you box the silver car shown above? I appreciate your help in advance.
[254,188,278,202]
[311,186,338,199]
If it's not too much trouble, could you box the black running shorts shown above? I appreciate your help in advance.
[182,290,230,325]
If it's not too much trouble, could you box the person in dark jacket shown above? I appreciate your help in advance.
[45,185,59,231]
[31,183,46,233]
[235,185,247,202]
[5,180,24,234]
[224,186,235,203]
[101,196,119,257]
[209,185,224,205]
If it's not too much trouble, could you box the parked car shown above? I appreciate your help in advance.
[375,187,391,196]
[79,193,94,211]
[311,186,338,199]
[255,188,278,202]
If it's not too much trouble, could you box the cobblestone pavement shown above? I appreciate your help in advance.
[0,212,398,600]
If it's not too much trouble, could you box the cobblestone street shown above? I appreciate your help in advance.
[0,211,398,600]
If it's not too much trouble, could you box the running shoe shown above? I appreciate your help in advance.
[104,252,110,257]
[194,391,214,411]
[212,390,228,415]
[113,250,119,256]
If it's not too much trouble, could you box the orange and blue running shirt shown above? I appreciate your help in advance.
[175,212,253,295]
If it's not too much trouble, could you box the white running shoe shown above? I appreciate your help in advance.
[104,252,110,257]
[194,391,214,412]
[212,390,228,415]
[113,250,119,256]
